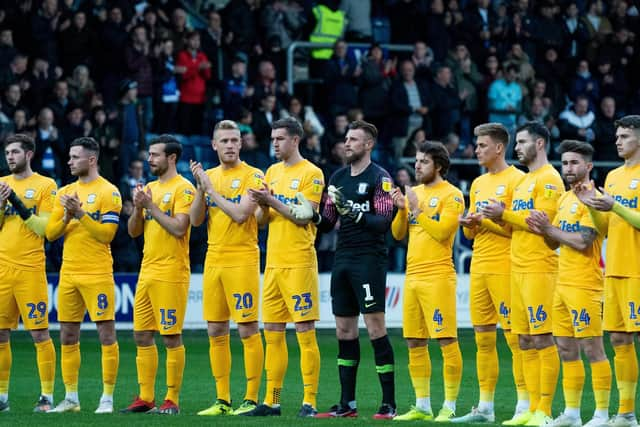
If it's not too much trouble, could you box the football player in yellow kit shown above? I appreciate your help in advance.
[122,135,195,415]
[46,137,122,414]
[391,141,465,422]
[0,134,57,413]
[245,117,324,417]
[454,123,525,423]
[526,140,611,427]
[575,115,640,427]
[189,120,265,416]
[483,122,564,426]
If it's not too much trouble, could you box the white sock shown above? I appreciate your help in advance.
[0,393,7,402]
[444,400,456,412]
[270,403,281,408]
[43,393,53,402]
[65,392,79,402]
[347,400,357,410]
[416,397,431,412]
[478,400,494,413]
[594,410,609,419]
[516,400,530,414]
[100,394,113,402]
[564,407,580,418]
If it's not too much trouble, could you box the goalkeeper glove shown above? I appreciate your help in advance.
[327,185,362,223]
[8,191,33,220]
[289,192,316,220]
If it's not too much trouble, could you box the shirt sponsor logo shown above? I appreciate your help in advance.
[162,193,172,203]
[512,198,534,211]
[290,179,300,189]
[495,185,505,195]
[87,193,97,204]
[570,202,578,214]
[231,179,241,189]
[357,182,368,194]
[429,197,439,207]
[630,179,639,189]
[528,183,535,193]
[25,189,35,199]
[559,220,580,232]
[614,195,638,208]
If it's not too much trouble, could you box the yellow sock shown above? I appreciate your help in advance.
[101,343,119,396]
[165,345,185,405]
[476,331,498,403]
[613,342,638,414]
[264,330,287,406]
[505,332,528,401]
[562,360,584,410]
[441,341,462,402]
[35,339,56,396]
[209,335,231,403]
[61,343,80,393]
[408,345,431,398]
[136,345,158,403]
[0,342,11,396]
[296,330,320,407]
[590,359,611,412]
[241,332,264,403]
[538,345,559,416]
[522,348,540,411]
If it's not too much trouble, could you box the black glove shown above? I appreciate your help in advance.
[8,191,32,220]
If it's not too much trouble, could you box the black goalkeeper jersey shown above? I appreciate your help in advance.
[320,162,394,256]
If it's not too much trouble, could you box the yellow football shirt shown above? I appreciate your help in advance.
[508,163,564,273]
[141,175,195,282]
[468,165,524,274]
[603,163,640,277]
[0,173,56,271]
[205,161,264,267]
[404,181,465,278]
[553,190,603,290]
[264,159,324,268]
[51,176,122,275]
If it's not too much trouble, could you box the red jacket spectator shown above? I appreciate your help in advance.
[176,41,211,105]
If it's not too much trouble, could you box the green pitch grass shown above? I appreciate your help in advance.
[2,329,619,426]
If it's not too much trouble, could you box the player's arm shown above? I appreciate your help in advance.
[527,210,595,251]
[128,185,146,238]
[411,191,464,242]
[45,192,70,241]
[479,218,511,237]
[391,207,408,240]
[75,191,121,243]
[610,201,640,230]
[189,185,207,227]
[200,171,258,224]
[249,182,319,227]
[150,207,190,237]
[254,203,271,227]
[1,187,51,237]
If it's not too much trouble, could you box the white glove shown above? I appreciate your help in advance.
[289,192,315,220]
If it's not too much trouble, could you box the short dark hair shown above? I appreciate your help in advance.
[557,139,594,161]
[149,134,183,160]
[516,121,550,146]
[272,117,304,139]
[419,141,450,177]
[185,30,200,40]
[474,123,510,146]
[70,136,100,159]
[347,120,378,141]
[614,115,640,130]
[4,133,36,154]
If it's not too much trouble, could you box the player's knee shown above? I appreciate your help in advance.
[162,334,183,348]
[208,321,230,337]
[30,328,51,343]
[609,332,633,347]
[581,338,606,362]
[60,323,81,345]
[406,338,427,348]
[556,338,579,361]
[96,321,117,345]
[518,334,534,350]
[134,330,155,346]
[237,321,259,338]
[438,337,458,347]
[294,320,315,333]
[532,333,554,350]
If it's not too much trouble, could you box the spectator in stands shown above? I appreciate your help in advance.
[26,58,55,113]
[322,112,348,151]
[462,0,497,61]
[125,25,154,131]
[592,96,620,161]
[58,11,97,75]
[425,0,450,62]
[518,96,560,142]
[558,95,596,145]
[252,93,279,155]
[223,54,252,120]
[324,39,360,118]
[487,63,522,131]
[151,38,179,134]
[222,0,261,57]
[594,56,628,109]
[12,108,29,134]
[322,138,347,179]
[504,43,535,91]
[99,6,129,108]
[33,107,65,181]
[90,105,118,183]
[31,0,61,67]
[119,159,147,199]
[402,127,427,158]
[610,1,639,31]
[533,1,565,60]
[66,65,95,112]
[241,130,271,172]
[430,64,462,140]
[280,96,324,138]
[340,0,371,42]
[143,7,169,44]
[200,10,227,85]
[0,54,28,92]
[47,80,71,128]
[300,132,323,166]
[389,0,428,45]
[168,8,189,53]
[601,26,635,71]
[358,44,394,134]
[581,0,612,62]
[115,79,143,177]
[569,59,600,109]
[2,83,25,120]
[389,59,430,161]
[0,28,17,69]
[175,31,211,135]
[562,1,589,63]
[411,40,434,83]
[253,59,288,109]
[260,0,307,50]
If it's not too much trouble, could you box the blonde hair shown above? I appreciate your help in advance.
[474,122,509,146]
[213,120,240,139]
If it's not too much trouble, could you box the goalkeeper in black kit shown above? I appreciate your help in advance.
[290,120,396,419]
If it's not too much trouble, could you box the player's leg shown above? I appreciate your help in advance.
[527,273,559,426]
[198,265,233,415]
[606,278,639,427]
[454,273,497,423]
[242,268,287,416]
[0,266,16,412]
[580,335,611,427]
[359,257,396,420]
[81,276,119,413]
[395,278,432,422]
[121,278,158,413]
[30,328,55,412]
[157,280,189,415]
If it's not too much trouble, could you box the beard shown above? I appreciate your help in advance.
[346,149,364,164]
[9,159,27,174]
[150,163,167,177]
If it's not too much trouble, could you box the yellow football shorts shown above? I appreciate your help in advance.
[262,267,319,323]
[134,275,189,335]
[603,277,640,332]
[510,272,556,335]
[0,264,49,330]
[552,284,603,337]
[57,272,115,322]
[470,273,511,328]
[203,263,259,323]
[403,274,457,339]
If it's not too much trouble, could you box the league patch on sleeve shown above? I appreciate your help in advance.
[112,191,122,206]
[543,184,557,199]
[184,188,194,203]
[312,178,323,194]
[381,177,392,192]
[253,173,264,188]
